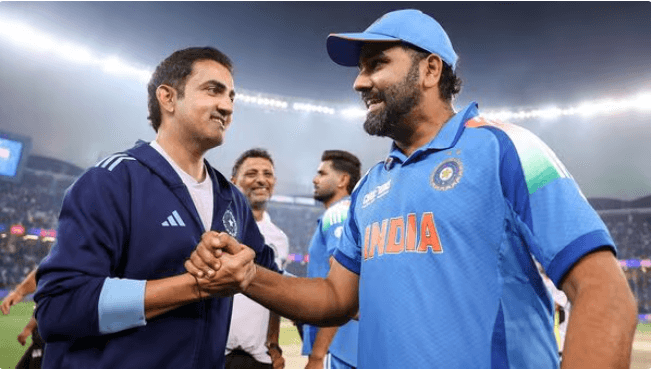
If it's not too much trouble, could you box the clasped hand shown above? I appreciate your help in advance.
[184,231,257,297]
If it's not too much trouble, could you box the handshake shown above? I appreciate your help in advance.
[184,231,258,298]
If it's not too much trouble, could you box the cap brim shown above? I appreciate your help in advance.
[327,32,401,67]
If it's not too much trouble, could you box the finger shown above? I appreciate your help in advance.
[1,304,9,315]
[184,259,207,278]
[188,251,214,277]
[217,233,245,255]
[196,241,222,272]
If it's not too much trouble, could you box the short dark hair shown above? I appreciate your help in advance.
[147,47,234,132]
[322,150,361,195]
[232,148,274,179]
[402,44,461,102]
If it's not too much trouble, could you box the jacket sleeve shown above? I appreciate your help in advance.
[34,165,131,341]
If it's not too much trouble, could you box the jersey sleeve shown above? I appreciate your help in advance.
[333,184,367,275]
[491,124,615,286]
[322,200,351,257]
[34,165,135,341]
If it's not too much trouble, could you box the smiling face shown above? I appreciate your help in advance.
[354,43,423,138]
[232,156,276,210]
[173,59,235,150]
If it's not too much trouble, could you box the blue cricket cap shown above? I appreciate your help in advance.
[327,9,458,70]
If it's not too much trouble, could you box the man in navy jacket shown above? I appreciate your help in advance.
[34,47,278,368]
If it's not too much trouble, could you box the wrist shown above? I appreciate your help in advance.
[266,342,282,356]
[308,352,325,361]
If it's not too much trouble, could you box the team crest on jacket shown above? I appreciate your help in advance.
[431,158,463,191]
[222,209,238,237]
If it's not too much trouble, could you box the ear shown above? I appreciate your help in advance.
[338,172,350,190]
[156,84,176,115]
[422,54,443,89]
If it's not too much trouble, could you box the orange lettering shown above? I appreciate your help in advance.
[369,219,388,258]
[417,212,443,253]
[363,225,371,260]
[405,213,417,252]
[385,217,404,254]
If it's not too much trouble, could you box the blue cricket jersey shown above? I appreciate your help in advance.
[303,197,358,367]
[334,102,615,368]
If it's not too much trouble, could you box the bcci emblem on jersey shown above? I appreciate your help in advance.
[222,209,238,237]
[431,158,463,191]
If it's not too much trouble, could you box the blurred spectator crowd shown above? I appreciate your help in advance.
[2,154,651,313]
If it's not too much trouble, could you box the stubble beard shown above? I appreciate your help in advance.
[313,188,335,205]
[362,60,422,138]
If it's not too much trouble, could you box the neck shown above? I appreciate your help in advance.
[324,190,347,209]
[393,100,455,157]
[251,206,265,222]
[156,128,206,182]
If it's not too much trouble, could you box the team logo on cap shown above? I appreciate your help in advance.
[222,209,238,237]
[431,158,463,191]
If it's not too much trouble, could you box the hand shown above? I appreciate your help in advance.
[267,345,285,369]
[185,232,248,278]
[1,290,24,315]
[185,239,257,297]
[17,326,33,346]
[305,355,324,369]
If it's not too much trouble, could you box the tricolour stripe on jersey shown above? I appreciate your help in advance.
[466,116,570,194]
[322,200,350,232]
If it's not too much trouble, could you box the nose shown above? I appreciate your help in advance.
[353,71,372,93]
[217,96,234,119]
[312,175,319,186]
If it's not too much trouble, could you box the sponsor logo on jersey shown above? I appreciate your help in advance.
[362,179,391,208]
[431,158,463,191]
[222,209,238,237]
[363,212,443,260]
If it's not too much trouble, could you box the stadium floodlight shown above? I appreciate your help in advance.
[293,102,336,115]
[101,55,152,84]
[339,106,367,120]
[2,14,651,122]
[633,92,651,111]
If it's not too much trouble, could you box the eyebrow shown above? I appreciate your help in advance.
[204,79,236,100]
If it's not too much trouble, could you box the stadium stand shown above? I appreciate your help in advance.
[2,153,651,316]
[0,155,81,289]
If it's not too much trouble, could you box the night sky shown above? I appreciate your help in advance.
[0,2,649,199]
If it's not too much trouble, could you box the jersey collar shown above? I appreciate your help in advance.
[386,101,479,166]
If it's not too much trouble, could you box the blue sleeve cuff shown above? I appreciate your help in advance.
[98,278,146,334]
[546,229,616,287]
[334,250,360,275]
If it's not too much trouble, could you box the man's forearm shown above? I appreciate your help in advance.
[561,285,637,368]
[244,267,353,326]
[16,269,37,296]
[267,311,281,345]
[310,326,339,361]
[145,273,202,319]
[560,251,638,368]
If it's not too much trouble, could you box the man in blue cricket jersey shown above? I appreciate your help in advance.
[186,9,637,368]
[34,47,278,368]
[303,150,360,369]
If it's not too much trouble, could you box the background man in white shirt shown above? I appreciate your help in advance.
[227,148,289,369]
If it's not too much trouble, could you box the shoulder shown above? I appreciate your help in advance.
[70,151,140,192]
[466,116,571,193]
[322,199,352,232]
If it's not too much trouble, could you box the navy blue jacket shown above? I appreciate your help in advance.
[34,141,278,368]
